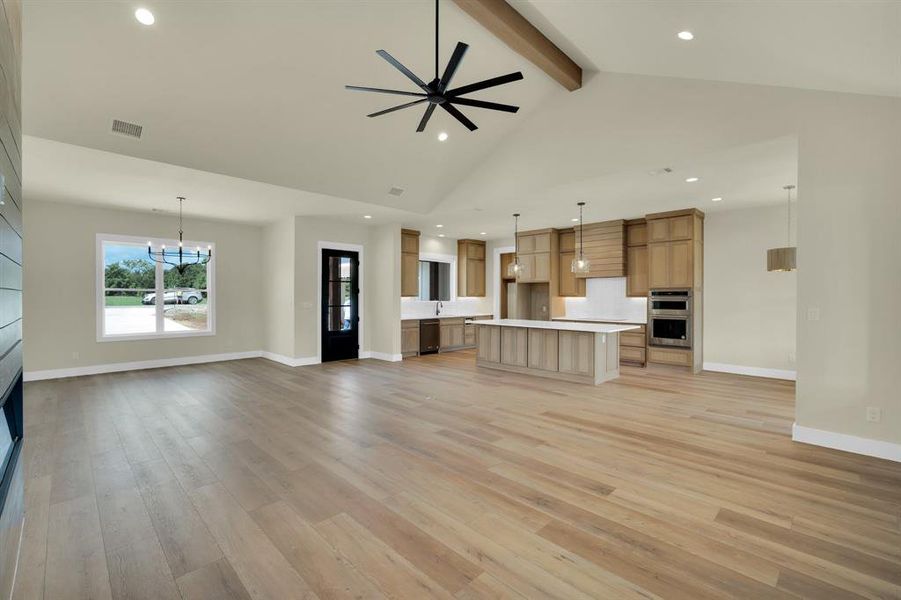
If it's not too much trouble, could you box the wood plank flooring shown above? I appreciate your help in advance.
[14,351,901,599]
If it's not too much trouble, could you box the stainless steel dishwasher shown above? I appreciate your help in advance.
[419,319,440,355]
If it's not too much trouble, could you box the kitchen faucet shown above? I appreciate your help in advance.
[436,301,443,316]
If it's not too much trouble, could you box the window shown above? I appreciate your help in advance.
[418,260,451,301]
[97,234,214,340]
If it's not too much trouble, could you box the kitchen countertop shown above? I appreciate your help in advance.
[401,314,493,321]
[553,316,647,325]
[475,319,639,333]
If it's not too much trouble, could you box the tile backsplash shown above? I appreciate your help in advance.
[563,277,647,323]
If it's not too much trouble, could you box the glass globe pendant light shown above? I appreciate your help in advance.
[571,201,590,274]
[507,213,524,278]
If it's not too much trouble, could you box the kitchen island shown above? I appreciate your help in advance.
[475,319,640,385]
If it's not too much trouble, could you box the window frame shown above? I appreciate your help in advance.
[96,233,216,342]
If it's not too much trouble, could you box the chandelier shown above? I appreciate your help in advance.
[571,201,590,274]
[507,213,524,278]
[147,196,212,274]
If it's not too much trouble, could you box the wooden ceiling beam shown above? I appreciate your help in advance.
[451,0,582,91]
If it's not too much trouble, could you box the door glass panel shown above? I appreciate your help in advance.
[327,306,352,332]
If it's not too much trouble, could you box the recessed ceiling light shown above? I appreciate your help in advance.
[135,8,155,25]
[571,217,579,222]
[363,215,372,219]
[435,224,443,228]
[677,31,694,41]
[711,197,722,202]
[438,233,445,238]
[685,177,700,183]
[480,232,487,235]
[437,132,448,142]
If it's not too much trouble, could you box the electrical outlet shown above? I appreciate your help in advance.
[788,351,796,363]
[72,351,80,360]
[866,407,881,423]
[807,307,820,321]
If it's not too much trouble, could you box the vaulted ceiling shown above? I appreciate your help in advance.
[22,0,899,234]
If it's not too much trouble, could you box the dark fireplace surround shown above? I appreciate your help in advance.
[0,371,23,518]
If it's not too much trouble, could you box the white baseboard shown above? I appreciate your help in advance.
[703,362,796,381]
[24,351,263,381]
[792,423,901,463]
[365,351,403,362]
[261,352,320,367]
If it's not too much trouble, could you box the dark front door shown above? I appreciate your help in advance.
[321,249,359,362]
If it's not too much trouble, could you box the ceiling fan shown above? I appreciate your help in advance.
[345,0,523,132]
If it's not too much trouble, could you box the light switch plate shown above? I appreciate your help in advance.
[807,307,820,321]
[866,407,882,423]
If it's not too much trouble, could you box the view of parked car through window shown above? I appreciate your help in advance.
[101,237,212,338]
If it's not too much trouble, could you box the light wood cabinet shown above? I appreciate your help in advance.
[401,320,419,356]
[477,325,501,363]
[559,230,576,252]
[500,252,514,281]
[626,245,648,297]
[528,329,558,371]
[500,326,529,367]
[558,331,595,377]
[558,251,586,297]
[648,347,692,366]
[647,214,695,243]
[518,232,550,254]
[440,318,466,350]
[515,230,554,283]
[401,229,420,297]
[670,215,693,240]
[648,218,670,243]
[574,220,625,279]
[457,239,486,297]
[648,239,693,289]
[626,221,648,246]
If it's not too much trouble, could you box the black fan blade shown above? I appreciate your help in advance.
[376,50,432,92]
[448,97,519,113]
[416,104,437,132]
[441,103,477,131]
[367,98,428,118]
[438,42,469,93]
[346,85,426,97]
[447,72,523,97]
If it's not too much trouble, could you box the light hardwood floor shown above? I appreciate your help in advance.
[15,351,901,599]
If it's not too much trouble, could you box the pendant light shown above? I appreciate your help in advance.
[767,185,796,272]
[147,197,212,275]
[507,213,524,278]
[571,201,590,274]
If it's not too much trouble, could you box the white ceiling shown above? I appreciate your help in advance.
[23,0,560,213]
[22,1,890,235]
[517,0,901,98]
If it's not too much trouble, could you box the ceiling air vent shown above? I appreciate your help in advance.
[388,187,405,197]
[111,119,143,139]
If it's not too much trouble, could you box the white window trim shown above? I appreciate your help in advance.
[418,252,457,301]
[96,233,216,342]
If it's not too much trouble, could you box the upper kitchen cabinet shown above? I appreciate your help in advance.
[401,229,420,297]
[625,219,648,297]
[574,219,625,279]
[516,229,556,283]
[457,239,486,297]
[646,210,704,290]
[558,229,586,297]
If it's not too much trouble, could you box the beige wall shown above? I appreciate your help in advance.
[23,200,263,372]
[261,218,295,357]
[704,205,797,373]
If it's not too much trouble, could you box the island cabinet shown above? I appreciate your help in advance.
[401,229,420,297]
[457,239,486,297]
[574,219,625,279]
[558,229,586,297]
[476,320,637,385]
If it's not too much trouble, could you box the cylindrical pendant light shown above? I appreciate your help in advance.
[507,213,524,278]
[571,201,590,274]
[767,185,796,272]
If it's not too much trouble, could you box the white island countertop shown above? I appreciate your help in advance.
[475,319,639,334]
